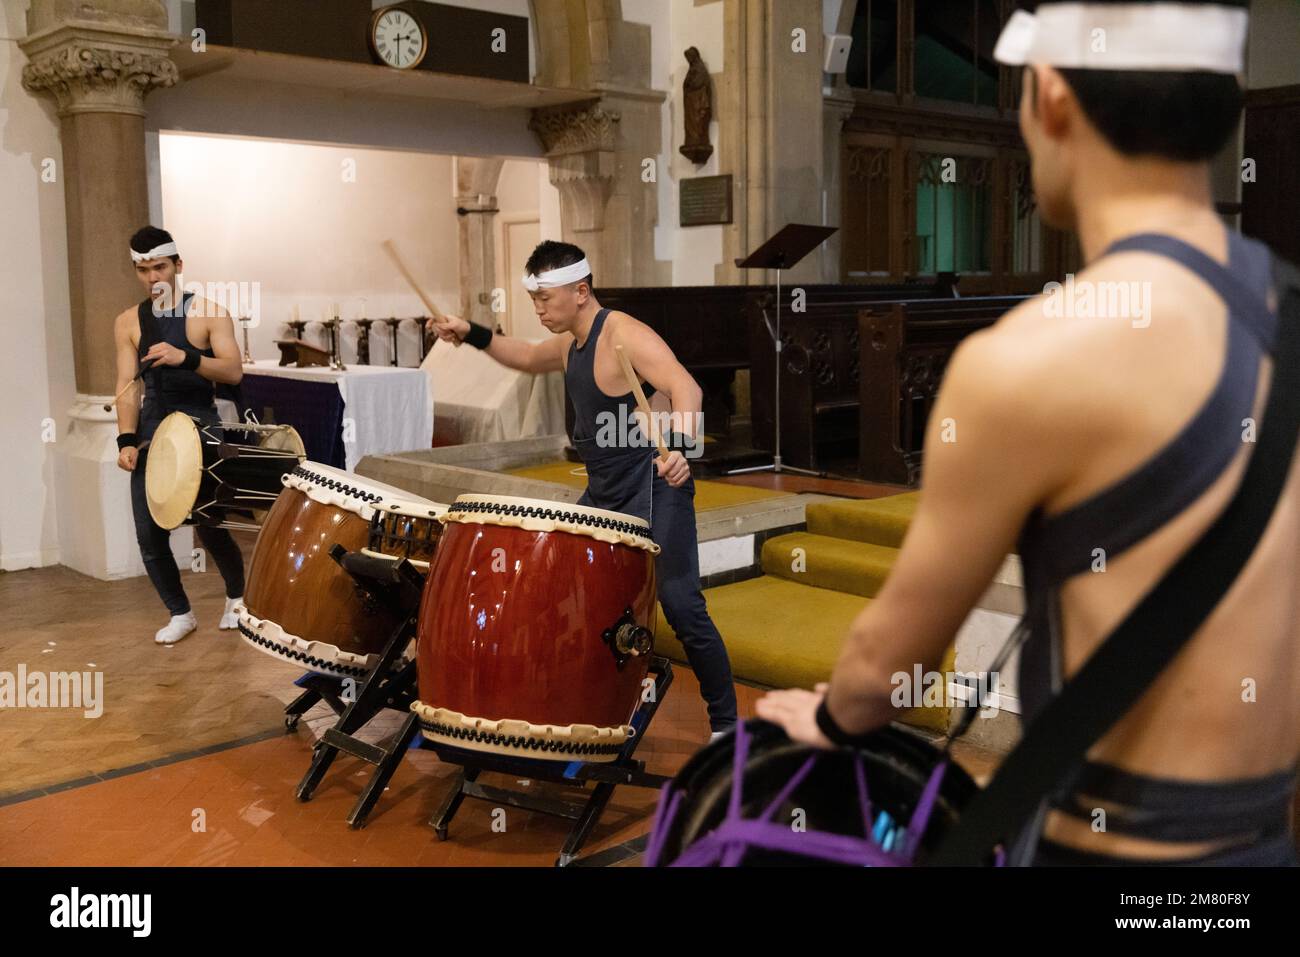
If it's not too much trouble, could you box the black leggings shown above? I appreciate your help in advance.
[129,405,245,616]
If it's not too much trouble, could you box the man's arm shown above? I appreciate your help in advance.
[607,314,702,487]
[114,310,143,472]
[114,309,142,438]
[608,314,702,432]
[757,325,1067,741]
[429,314,568,374]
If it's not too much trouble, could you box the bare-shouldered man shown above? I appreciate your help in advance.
[758,0,1298,865]
[114,226,247,646]
[429,241,739,738]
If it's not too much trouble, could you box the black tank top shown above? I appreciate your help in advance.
[137,292,216,412]
[565,308,660,518]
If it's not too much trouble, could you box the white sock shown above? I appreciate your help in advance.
[709,729,732,744]
[156,612,198,645]
[219,596,243,630]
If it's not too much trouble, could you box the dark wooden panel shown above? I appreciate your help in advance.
[1243,86,1300,268]
[196,0,374,63]
[858,296,1028,485]
[393,1,529,83]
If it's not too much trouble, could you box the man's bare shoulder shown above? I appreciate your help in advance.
[114,306,140,341]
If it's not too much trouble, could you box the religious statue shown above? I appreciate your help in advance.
[680,47,714,165]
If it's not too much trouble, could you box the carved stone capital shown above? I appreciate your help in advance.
[20,24,178,117]
[529,101,622,156]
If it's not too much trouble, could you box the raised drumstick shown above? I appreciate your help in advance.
[614,343,671,461]
[381,239,462,350]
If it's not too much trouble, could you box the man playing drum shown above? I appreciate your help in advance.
[113,226,247,645]
[429,241,739,740]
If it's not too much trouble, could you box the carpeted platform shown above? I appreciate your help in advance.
[655,490,953,732]
[505,461,793,511]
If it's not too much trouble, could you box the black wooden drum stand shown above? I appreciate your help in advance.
[293,546,428,829]
[425,656,675,867]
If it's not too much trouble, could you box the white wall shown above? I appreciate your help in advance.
[0,1,76,571]
[159,133,460,365]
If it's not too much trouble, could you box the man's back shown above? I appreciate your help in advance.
[978,220,1299,859]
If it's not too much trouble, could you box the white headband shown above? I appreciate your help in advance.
[994,3,1248,73]
[522,258,592,291]
[130,242,179,263]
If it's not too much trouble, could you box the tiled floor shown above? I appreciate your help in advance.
[0,667,1001,867]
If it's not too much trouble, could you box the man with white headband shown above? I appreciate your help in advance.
[430,240,739,740]
[112,226,247,646]
[760,0,1299,865]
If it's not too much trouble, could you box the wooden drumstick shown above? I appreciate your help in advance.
[102,358,158,412]
[381,239,463,349]
[614,343,671,461]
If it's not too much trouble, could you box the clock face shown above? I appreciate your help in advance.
[371,7,427,70]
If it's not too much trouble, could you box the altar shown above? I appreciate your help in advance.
[238,360,434,470]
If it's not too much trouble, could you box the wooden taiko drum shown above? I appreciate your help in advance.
[412,494,660,762]
[238,462,445,679]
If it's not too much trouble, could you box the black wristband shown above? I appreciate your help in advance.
[117,433,139,451]
[815,697,867,747]
[463,323,494,350]
[179,348,202,371]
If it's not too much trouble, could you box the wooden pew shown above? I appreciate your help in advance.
[748,279,959,470]
[594,285,751,438]
[858,296,1030,485]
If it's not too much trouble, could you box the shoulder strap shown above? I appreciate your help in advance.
[931,256,1300,865]
[136,299,163,358]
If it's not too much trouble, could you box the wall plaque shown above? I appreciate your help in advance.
[680,175,734,227]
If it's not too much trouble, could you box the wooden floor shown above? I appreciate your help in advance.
[0,468,976,866]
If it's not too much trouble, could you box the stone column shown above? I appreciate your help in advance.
[20,0,183,581]
[454,157,505,330]
[716,0,826,286]
[529,94,668,288]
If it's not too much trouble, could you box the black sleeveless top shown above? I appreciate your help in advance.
[137,292,216,413]
[1015,230,1297,859]
[565,308,660,519]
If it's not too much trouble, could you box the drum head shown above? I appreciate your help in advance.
[257,425,306,459]
[146,413,203,530]
[652,721,979,866]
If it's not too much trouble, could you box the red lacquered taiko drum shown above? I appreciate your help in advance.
[412,494,660,763]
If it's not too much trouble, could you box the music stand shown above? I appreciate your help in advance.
[729,223,838,477]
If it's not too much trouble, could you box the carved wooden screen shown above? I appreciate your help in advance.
[910,152,993,275]
[842,143,893,278]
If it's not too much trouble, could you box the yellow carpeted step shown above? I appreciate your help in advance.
[504,461,791,512]
[760,532,899,599]
[805,491,921,548]
[654,576,950,733]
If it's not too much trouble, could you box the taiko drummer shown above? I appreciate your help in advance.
[112,226,246,646]
[429,241,739,740]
